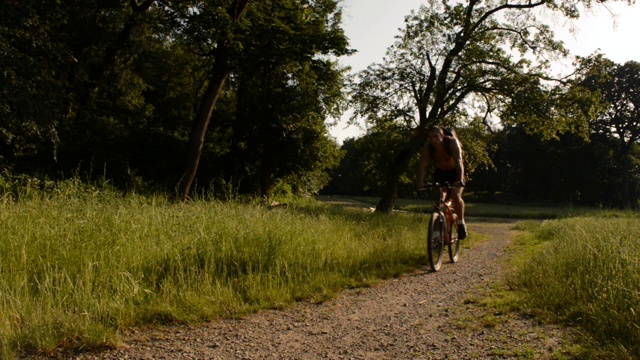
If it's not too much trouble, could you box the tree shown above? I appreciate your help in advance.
[324,137,374,196]
[178,0,350,201]
[176,0,251,201]
[349,0,634,213]
[332,125,414,197]
[0,0,349,199]
[328,117,492,199]
[578,55,640,207]
[235,0,349,199]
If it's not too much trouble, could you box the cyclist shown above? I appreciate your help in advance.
[415,126,467,239]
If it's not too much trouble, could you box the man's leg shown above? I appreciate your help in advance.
[451,188,467,239]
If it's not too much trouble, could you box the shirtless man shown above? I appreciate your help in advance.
[415,127,467,239]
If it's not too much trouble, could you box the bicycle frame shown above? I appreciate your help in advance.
[425,183,456,244]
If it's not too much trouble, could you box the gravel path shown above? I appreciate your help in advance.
[39,217,576,359]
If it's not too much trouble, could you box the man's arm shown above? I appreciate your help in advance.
[451,139,464,185]
[415,144,430,189]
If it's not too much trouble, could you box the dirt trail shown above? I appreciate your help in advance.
[45,208,574,359]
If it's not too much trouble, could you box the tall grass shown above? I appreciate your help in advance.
[510,217,640,358]
[0,181,428,358]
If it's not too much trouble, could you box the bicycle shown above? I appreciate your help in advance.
[419,182,462,272]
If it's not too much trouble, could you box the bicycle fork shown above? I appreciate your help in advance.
[443,201,456,244]
[435,211,447,244]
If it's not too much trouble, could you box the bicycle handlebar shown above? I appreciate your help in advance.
[417,182,464,191]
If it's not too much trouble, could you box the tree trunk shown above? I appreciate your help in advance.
[176,0,251,202]
[375,124,429,214]
[97,0,156,84]
[68,0,156,116]
[375,139,422,213]
[260,155,274,202]
[177,47,232,202]
[621,150,632,209]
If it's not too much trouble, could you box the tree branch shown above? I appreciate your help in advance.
[470,1,546,36]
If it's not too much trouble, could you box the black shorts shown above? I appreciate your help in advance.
[434,168,458,184]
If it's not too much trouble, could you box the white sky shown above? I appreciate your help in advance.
[331,0,640,143]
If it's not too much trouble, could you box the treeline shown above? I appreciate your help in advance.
[2,1,639,209]
[0,0,349,199]
[325,1,640,211]
[327,124,640,208]
[329,56,640,209]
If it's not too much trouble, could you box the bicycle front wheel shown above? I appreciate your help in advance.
[427,212,445,271]
[448,214,461,263]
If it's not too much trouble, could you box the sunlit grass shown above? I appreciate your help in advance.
[0,184,430,358]
[508,216,640,359]
[3,179,636,358]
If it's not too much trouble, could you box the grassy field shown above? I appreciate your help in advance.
[0,182,638,358]
[507,217,640,359]
[0,184,432,358]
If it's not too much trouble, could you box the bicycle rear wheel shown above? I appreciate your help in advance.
[448,214,461,263]
[427,212,445,271]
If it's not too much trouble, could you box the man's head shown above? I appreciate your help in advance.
[427,127,444,146]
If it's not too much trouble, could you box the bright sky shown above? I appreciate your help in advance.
[331,0,640,143]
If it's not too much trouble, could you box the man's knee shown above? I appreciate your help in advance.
[451,190,463,202]
[451,193,464,208]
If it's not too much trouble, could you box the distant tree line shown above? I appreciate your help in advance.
[327,55,640,209]
[327,1,639,211]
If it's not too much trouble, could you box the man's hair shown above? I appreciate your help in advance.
[428,126,443,135]
[443,127,455,138]
[427,126,459,158]
[428,126,456,138]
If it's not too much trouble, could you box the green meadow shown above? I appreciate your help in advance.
[0,182,638,358]
[507,217,640,359]
[0,182,428,358]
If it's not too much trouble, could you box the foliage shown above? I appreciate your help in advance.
[194,0,351,199]
[345,0,633,212]
[329,126,413,195]
[467,125,640,206]
[575,54,640,207]
[2,0,638,206]
[325,136,385,196]
[349,0,588,135]
[0,0,349,199]
[468,55,640,208]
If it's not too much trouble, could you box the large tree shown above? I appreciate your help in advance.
[228,0,349,199]
[176,0,350,201]
[578,55,640,207]
[350,0,634,213]
[176,0,251,201]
